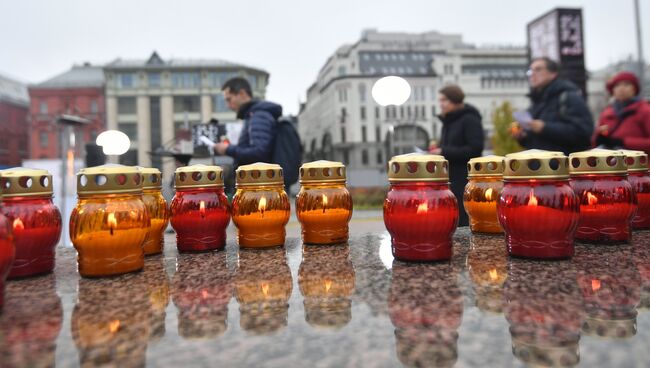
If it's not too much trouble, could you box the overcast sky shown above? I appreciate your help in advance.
[1,0,647,115]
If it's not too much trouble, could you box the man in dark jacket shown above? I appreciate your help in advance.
[212,77,282,167]
[430,85,484,227]
[512,57,593,154]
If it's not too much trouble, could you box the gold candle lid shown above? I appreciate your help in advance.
[618,149,649,172]
[503,149,569,180]
[0,167,53,198]
[139,167,163,190]
[387,153,449,183]
[300,160,346,184]
[568,149,627,175]
[77,164,143,196]
[174,164,224,189]
[467,155,505,178]
[236,162,284,187]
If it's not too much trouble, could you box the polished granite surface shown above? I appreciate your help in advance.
[2,217,650,368]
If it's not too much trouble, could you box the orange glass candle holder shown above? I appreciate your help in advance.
[569,149,637,243]
[497,150,580,259]
[463,155,504,234]
[139,167,169,255]
[620,150,650,229]
[383,153,458,262]
[296,160,352,245]
[69,165,149,277]
[0,168,61,278]
[232,163,290,248]
[0,209,13,309]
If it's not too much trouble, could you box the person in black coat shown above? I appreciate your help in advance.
[512,57,593,154]
[430,85,484,227]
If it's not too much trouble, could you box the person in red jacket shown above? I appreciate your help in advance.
[594,71,650,154]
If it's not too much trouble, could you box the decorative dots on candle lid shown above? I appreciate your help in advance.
[235,162,284,187]
[467,156,505,178]
[387,153,449,183]
[299,160,346,184]
[0,167,54,198]
[174,164,224,189]
[568,149,627,175]
[618,149,649,172]
[76,164,143,196]
[503,149,569,180]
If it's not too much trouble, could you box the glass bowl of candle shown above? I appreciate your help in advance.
[619,150,650,229]
[0,167,61,278]
[231,163,290,249]
[0,208,13,309]
[463,155,504,234]
[69,165,149,277]
[383,153,458,262]
[497,150,579,259]
[139,167,169,255]
[296,160,352,245]
[170,165,229,252]
[569,149,636,243]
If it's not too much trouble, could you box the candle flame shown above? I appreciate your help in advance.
[322,193,328,213]
[325,279,332,292]
[12,218,24,231]
[261,283,269,297]
[258,196,267,216]
[201,289,209,299]
[489,269,498,281]
[199,200,206,218]
[527,189,538,206]
[485,188,493,201]
[416,202,428,214]
[591,279,601,291]
[107,213,117,235]
[67,149,74,177]
[586,192,598,205]
[109,320,120,333]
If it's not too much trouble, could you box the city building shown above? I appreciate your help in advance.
[298,29,529,185]
[0,73,29,167]
[104,51,269,180]
[28,63,105,160]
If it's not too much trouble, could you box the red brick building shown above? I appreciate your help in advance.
[28,63,105,159]
[0,74,29,167]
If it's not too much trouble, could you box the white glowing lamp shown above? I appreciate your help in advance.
[371,76,411,106]
[96,130,131,155]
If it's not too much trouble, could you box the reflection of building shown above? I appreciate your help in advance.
[0,73,29,166]
[298,29,529,185]
[104,51,269,179]
[27,63,105,160]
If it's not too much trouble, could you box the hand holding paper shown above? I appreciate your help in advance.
[199,136,215,147]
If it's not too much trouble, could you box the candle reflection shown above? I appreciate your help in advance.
[466,234,508,314]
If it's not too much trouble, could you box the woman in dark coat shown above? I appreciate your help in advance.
[430,85,484,227]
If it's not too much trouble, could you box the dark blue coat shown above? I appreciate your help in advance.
[520,78,594,154]
[225,100,282,167]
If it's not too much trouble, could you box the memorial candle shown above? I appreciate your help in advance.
[619,150,650,229]
[139,167,169,255]
[463,155,504,234]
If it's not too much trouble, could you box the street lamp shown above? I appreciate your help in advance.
[371,76,416,157]
[96,130,131,156]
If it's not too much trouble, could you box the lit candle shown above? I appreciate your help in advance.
[464,156,504,234]
[619,150,650,229]
[0,211,14,309]
[139,167,169,256]
[107,212,117,236]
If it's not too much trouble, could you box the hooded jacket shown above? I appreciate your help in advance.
[225,100,282,167]
[520,78,594,154]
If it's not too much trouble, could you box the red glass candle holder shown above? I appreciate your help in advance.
[498,150,579,259]
[296,161,353,245]
[620,150,650,229]
[463,155,504,234]
[388,261,463,368]
[171,252,232,339]
[232,163,290,249]
[384,153,458,262]
[170,165,230,252]
[140,168,169,255]
[0,168,61,278]
[569,150,636,243]
[0,211,14,309]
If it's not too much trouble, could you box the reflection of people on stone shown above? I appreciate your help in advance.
[0,274,62,367]
[388,261,463,368]
[72,273,152,367]
[504,258,584,367]
[234,247,292,335]
[143,255,170,343]
[298,244,355,329]
[466,234,508,314]
[171,252,232,339]
[574,244,641,339]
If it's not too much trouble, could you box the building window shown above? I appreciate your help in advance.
[148,72,162,87]
[213,94,229,113]
[362,149,369,165]
[432,105,437,117]
[209,72,239,88]
[375,126,381,142]
[171,72,200,88]
[338,88,348,103]
[407,106,412,118]
[247,75,257,89]
[117,97,136,115]
[375,106,380,119]
[376,150,383,164]
[358,84,366,103]
[340,107,347,123]
[173,96,200,113]
[118,122,137,141]
[421,106,426,118]
[338,66,346,76]
[360,106,366,121]
[361,126,367,142]
[341,127,346,143]
[39,101,48,114]
[117,73,136,88]
[39,131,48,147]
[90,100,98,113]
[400,106,404,119]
